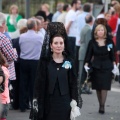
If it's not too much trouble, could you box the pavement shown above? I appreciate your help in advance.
[7,82,120,120]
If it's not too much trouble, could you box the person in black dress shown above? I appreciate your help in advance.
[41,4,53,22]
[29,22,82,120]
[84,24,117,114]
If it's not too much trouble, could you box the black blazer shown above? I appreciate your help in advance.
[33,57,78,119]
[48,60,69,95]
[85,40,115,69]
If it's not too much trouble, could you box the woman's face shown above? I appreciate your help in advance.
[105,14,111,21]
[96,27,105,38]
[11,8,17,14]
[50,36,64,54]
[41,5,47,12]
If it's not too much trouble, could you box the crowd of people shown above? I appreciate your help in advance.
[0,0,120,120]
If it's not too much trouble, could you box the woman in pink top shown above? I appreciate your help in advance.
[0,51,10,120]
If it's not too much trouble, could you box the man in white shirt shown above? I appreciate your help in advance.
[65,0,81,76]
[52,3,64,22]
[76,3,92,46]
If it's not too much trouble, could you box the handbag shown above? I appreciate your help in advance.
[0,66,5,93]
[81,72,92,94]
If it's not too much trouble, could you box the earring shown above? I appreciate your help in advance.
[51,49,53,52]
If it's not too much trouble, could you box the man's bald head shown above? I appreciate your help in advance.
[27,18,37,30]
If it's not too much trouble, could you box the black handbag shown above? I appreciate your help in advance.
[81,72,92,94]
[0,66,5,93]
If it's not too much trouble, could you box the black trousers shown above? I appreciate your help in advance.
[10,62,20,109]
[67,37,80,77]
[19,59,39,110]
[75,46,80,77]
[67,37,76,59]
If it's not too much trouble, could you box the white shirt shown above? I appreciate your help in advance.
[65,9,78,45]
[52,11,61,22]
[38,28,46,42]
[76,12,89,46]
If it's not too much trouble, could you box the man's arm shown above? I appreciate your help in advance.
[65,21,73,34]
[0,35,18,62]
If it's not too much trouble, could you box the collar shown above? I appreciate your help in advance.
[50,55,68,64]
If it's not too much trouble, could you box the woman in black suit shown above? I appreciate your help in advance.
[84,24,117,114]
[30,22,82,120]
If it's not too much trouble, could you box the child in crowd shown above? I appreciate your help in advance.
[0,51,10,120]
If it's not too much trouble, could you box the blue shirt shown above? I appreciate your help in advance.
[52,11,61,22]
[19,30,43,60]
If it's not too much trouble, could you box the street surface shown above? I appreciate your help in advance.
[8,82,120,120]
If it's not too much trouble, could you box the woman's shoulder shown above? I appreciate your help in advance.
[88,39,95,45]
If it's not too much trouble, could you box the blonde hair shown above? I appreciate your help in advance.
[114,4,120,17]
[94,24,107,39]
[43,4,50,10]
[9,4,18,14]
[111,0,119,6]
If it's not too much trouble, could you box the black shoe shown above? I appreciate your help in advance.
[99,110,105,114]
[99,105,105,114]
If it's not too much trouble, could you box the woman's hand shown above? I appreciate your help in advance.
[112,64,119,75]
[70,99,81,120]
[84,64,90,73]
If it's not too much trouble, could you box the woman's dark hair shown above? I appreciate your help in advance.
[95,18,107,26]
[35,10,47,21]
[50,34,64,44]
[0,51,7,67]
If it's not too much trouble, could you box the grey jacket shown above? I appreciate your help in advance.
[78,24,92,60]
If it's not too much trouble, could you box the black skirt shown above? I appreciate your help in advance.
[90,68,113,90]
[45,80,71,120]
